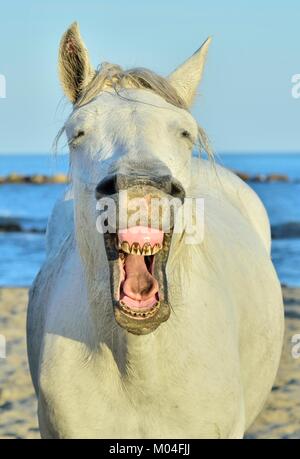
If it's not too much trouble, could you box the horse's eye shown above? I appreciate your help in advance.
[75,130,85,139]
[181,130,191,139]
[69,130,85,148]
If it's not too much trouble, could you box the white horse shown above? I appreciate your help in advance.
[27,23,284,439]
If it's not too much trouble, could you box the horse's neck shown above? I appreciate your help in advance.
[60,247,164,379]
[124,334,164,383]
[53,224,190,386]
[90,299,177,383]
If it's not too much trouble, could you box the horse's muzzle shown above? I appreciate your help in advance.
[96,173,185,335]
[95,173,185,202]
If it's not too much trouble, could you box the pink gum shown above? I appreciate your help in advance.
[118,226,164,247]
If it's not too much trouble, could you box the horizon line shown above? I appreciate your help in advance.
[0,151,300,156]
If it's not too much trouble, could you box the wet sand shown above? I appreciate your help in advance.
[0,287,299,439]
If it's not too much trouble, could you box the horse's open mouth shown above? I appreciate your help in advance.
[97,173,185,334]
[103,225,172,335]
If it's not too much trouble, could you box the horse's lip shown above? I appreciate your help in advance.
[113,297,170,335]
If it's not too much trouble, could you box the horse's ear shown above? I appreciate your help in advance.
[58,22,95,103]
[168,37,212,108]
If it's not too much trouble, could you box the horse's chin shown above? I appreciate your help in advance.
[103,227,172,335]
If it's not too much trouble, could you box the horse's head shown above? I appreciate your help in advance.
[58,23,211,335]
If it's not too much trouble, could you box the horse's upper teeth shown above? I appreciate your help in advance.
[131,242,141,256]
[151,243,162,255]
[119,241,162,255]
[143,242,152,256]
[121,241,130,253]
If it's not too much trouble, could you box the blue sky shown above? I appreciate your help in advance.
[0,0,299,153]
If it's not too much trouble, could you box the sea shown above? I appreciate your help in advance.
[0,153,299,287]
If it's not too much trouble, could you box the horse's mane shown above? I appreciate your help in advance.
[76,63,187,110]
[56,62,213,159]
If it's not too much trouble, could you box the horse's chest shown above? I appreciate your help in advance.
[39,366,242,438]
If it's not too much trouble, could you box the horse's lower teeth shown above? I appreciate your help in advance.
[119,301,159,318]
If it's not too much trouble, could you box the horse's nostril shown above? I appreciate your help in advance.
[95,175,117,198]
[170,179,185,200]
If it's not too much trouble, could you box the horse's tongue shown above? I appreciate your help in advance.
[122,255,158,306]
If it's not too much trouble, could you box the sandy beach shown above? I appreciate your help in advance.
[0,287,299,439]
